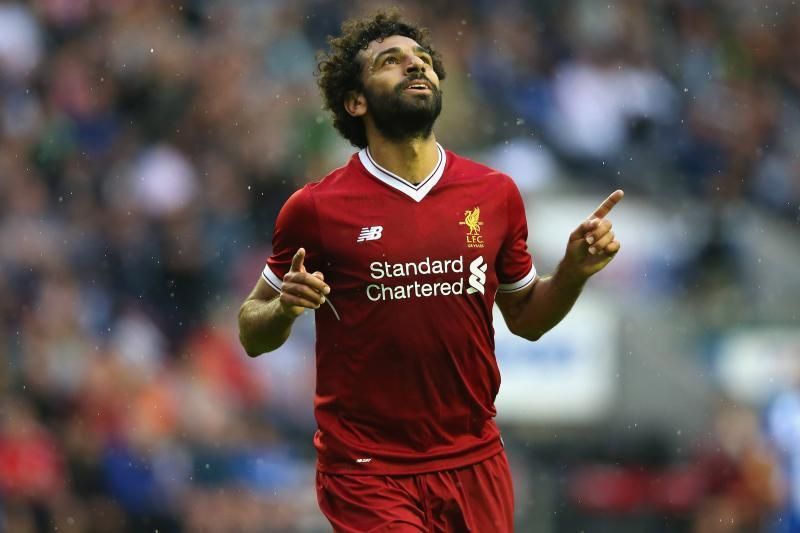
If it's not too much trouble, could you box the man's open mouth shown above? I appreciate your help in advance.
[403,80,432,92]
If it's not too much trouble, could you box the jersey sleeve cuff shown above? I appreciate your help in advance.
[497,266,537,293]
[262,264,283,291]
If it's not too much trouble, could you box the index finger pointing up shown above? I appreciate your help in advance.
[290,248,306,272]
[590,189,624,219]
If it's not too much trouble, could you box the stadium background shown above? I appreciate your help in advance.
[1,0,799,531]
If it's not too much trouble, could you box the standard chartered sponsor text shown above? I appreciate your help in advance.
[367,256,467,301]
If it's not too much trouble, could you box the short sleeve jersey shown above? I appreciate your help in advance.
[263,144,536,474]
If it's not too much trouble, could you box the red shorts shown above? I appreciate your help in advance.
[316,451,514,532]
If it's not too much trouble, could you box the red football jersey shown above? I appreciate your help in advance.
[262,144,535,474]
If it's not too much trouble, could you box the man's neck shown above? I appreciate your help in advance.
[366,135,439,185]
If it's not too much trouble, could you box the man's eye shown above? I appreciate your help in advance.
[385,57,398,65]
[420,56,432,64]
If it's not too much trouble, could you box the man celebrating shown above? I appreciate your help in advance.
[238,10,622,532]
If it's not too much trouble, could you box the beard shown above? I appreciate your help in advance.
[363,76,443,142]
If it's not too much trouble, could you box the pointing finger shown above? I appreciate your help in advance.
[290,248,306,273]
[590,189,624,219]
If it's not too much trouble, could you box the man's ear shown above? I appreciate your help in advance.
[344,91,367,117]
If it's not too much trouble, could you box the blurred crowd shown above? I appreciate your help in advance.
[0,0,798,531]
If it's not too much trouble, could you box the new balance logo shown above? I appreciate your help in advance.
[355,458,372,463]
[466,256,487,295]
[357,226,383,242]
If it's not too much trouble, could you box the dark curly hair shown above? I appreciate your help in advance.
[316,9,446,148]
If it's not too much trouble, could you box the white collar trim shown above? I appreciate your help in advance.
[358,143,446,202]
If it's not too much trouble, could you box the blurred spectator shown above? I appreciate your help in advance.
[0,4,43,82]
[692,400,783,533]
[766,382,800,532]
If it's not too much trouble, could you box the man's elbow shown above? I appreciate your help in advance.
[238,321,283,357]
[240,332,283,357]
[237,303,263,357]
[238,319,268,358]
[516,330,543,342]
[240,338,263,357]
[508,321,544,342]
[238,328,263,357]
[244,347,268,358]
[237,308,257,357]
[238,321,284,357]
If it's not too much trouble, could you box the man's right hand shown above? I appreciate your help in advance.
[279,248,330,318]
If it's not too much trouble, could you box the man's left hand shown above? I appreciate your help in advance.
[561,189,624,281]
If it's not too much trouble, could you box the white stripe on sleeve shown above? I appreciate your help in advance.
[261,265,283,291]
[497,266,537,293]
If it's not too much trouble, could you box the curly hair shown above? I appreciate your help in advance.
[316,9,446,148]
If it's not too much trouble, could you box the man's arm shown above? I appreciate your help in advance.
[238,248,329,356]
[496,190,623,341]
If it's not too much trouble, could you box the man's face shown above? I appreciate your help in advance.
[358,35,442,142]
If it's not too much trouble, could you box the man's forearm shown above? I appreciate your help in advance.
[503,263,587,341]
[498,190,624,342]
[238,298,297,356]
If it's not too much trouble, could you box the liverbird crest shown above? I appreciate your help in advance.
[462,207,483,235]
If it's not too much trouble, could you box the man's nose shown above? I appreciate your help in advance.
[405,55,426,74]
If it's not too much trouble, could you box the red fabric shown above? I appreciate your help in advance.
[265,150,534,475]
[316,451,514,532]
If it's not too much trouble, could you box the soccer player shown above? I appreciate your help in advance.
[238,10,623,532]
